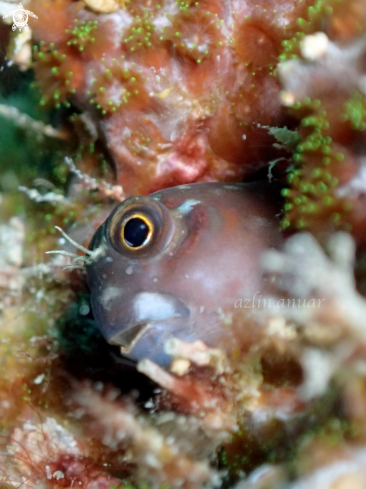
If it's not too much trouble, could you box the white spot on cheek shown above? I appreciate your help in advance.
[99,286,121,309]
[176,199,200,215]
[133,292,187,322]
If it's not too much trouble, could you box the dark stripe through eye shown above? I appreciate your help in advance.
[124,218,150,247]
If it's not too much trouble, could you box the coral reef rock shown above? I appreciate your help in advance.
[29,0,314,195]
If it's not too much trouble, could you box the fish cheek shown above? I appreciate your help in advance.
[87,250,139,336]
[171,204,211,260]
[155,205,217,304]
[162,205,250,311]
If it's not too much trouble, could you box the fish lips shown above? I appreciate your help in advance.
[105,292,191,364]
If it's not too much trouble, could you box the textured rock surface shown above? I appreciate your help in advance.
[29,0,313,195]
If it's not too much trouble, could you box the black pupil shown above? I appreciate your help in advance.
[123,218,149,247]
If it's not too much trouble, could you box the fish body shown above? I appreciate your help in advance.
[87,182,282,366]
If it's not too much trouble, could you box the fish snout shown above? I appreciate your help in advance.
[108,292,191,361]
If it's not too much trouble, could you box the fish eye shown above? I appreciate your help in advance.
[107,196,175,257]
[122,214,153,249]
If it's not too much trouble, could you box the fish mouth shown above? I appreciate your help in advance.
[110,323,150,353]
[109,292,190,354]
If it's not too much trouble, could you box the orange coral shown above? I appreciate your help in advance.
[29,0,315,196]
[33,42,84,108]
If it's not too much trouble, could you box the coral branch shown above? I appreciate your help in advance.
[74,387,220,489]
[0,104,68,141]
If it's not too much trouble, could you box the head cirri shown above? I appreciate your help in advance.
[86,182,282,366]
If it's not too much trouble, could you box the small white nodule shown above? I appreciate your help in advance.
[301,32,329,61]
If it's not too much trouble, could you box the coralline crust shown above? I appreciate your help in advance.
[29,0,313,195]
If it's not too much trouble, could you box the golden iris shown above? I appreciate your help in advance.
[121,213,153,249]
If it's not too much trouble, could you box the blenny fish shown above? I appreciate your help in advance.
[86,182,282,366]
